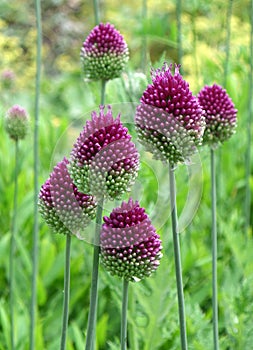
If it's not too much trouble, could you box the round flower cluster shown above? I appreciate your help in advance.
[100,198,162,282]
[68,106,139,200]
[197,84,237,147]
[39,158,97,236]
[5,105,29,141]
[80,22,129,81]
[135,63,205,165]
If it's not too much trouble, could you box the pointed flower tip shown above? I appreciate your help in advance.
[197,83,237,146]
[69,106,139,200]
[100,198,162,282]
[80,22,129,81]
[38,158,97,236]
[5,104,29,141]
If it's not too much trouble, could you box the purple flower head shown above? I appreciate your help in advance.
[100,198,163,282]
[38,158,97,236]
[197,84,237,146]
[80,22,129,81]
[135,63,205,165]
[68,106,139,200]
[5,105,29,141]
[1,69,15,88]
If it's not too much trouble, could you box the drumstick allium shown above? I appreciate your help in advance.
[197,84,237,147]
[5,105,29,141]
[135,63,204,166]
[68,105,139,200]
[39,158,97,236]
[81,22,129,81]
[100,198,162,282]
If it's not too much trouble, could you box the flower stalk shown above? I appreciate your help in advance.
[121,279,129,350]
[60,234,72,350]
[210,149,219,350]
[30,0,42,347]
[9,140,19,350]
[85,198,104,350]
[93,0,99,25]
[245,0,253,232]
[169,164,188,350]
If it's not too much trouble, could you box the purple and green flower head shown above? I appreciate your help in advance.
[197,84,237,147]
[39,158,97,236]
[80,22,129,81]
[68,105,139,201]
[135,63,205,165]
[100,198,163,282]
[5,105,29,141]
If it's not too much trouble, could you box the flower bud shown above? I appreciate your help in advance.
[5,105,29,141]
[39,158,97,236]
[80,22,129,81]
[197,84,237,147]
[135,63,205,165]
[100,198,163,282]
[69,105,139,200]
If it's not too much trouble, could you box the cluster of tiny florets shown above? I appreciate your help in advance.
[135,63,205,165]
[5,105,29,141]
[68,106,139,200]
[197,84,237,147]
[100,198,162,282]
[80,22,129,81]
[38,158,97,236]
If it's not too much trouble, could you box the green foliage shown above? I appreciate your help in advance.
[0,0,253,349]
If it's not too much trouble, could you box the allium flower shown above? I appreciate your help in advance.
[135,63,205,165]
[80,22,129,81]
[1,69,15,88]
[5,105,29,141]
[39,158,97,236]
[68,105,139,200]
[197,84,237,146]
[100,198,162,282]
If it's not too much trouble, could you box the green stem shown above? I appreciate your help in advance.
[176,0,183,68]
[192,14,199,89]
[211,149,219,350]
[93,0,100,25]
[141,0,147,73]
[60,234,72,350]
[9,140,19,350]
[245,0,253,232]
[101,80,106,106]
[121,279,129,350]
[30,0,41,348]
[223,0,233,89]
[169,164,188,350]
[128,285,138,350]
[85,198,104,350]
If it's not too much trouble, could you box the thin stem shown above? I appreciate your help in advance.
[93,0,100,25]
[85,198,104,350]
[60,234,72,350]
[9,140,19,350]
[211,149,219,350]
[101,80,106,106]
[223,0,233,89]
[176,0,183,68]
[245,0,253,232]
[141,0,147,73]
[128,285,138,350]
[121,279,129,350]
[192,14,199,89]
[169,164,188,350]
[30,0,42,348]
